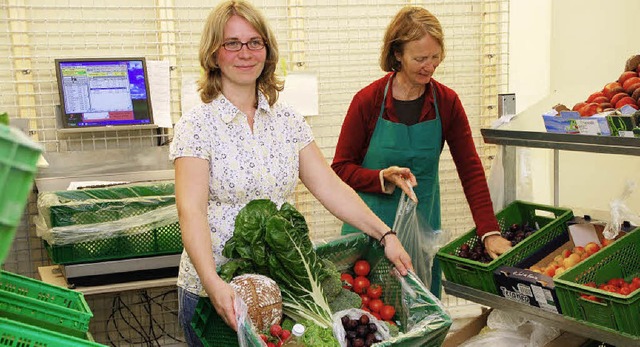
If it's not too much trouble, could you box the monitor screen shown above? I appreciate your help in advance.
[55,58,154,128]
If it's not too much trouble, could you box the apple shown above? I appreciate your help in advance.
[603,82,625,99]
[584,242,601,256]
[610,92,630,106]
[616,96,637,109]
[586,91,606,103]
[563,253,581,269]
[618,71,638,85]
[601,238,615,247]
[572,246,585,255]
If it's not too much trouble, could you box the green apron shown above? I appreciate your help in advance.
[342,76,443,298]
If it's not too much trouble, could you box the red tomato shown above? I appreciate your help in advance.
[353,276,370,294]
[341,273,354,290]
[354,260,371,277]
[619,287,632,296]
[259,334,269,343]
[607,278,625,288]
[367,284,382,299]
[267,343,276,347]
[602,284,618,293]
[360,294,371,308]
[632,277,640,287]
[368,299,384,313]
[380,305,396,320]
[371,311,381,320]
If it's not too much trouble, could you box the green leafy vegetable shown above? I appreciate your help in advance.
[219,200,335,328]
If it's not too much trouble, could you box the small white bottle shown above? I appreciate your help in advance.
[281,323,305,347]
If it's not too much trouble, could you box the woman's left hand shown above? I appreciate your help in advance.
[382,235,414,276]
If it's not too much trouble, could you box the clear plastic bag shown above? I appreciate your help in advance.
[236,296,268,347]
[603,180,640,240]
[331,308,391,347]
[392,189,450,288]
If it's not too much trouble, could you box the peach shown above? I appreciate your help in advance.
[603,82,625,99]
[611,92,630,106]
[586,91,606,103]
[572,102,586,112]
[632,88,640,102]
[618,71,638,85]
[623,77,640,91]
[626,82,640,95]
[584,242,601,256]
[579,102,600,117]
[616,96,637,109]
[544,265,558,277]
[561,249,572,258]
[529,265,543,273]
[591,96,609,104]
[554,267,566,277]
[554,254,565,263]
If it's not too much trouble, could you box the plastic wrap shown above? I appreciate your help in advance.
[236,296,268,347]
[603,180,640,240]
[35,181,177,245]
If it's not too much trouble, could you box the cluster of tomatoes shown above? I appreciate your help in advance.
[340,259,396,322]
[259,324,290,347]
[580,277,640,302]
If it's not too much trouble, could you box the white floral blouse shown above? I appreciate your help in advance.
[169,92,314,295]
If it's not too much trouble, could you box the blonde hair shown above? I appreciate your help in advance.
[198,0,282,105]
[380,7,445,72]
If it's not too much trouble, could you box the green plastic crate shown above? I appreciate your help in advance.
[436,200,573,295]
[37,181,183,264]
[554,228,640,338]
[0,124,42,265]
[192,233,452,347]
[0,270,93,338]
[0,317,106,347]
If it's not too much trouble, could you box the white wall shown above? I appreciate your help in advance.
[509,0,640,221]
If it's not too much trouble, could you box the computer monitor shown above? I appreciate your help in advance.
[55,57,154,129]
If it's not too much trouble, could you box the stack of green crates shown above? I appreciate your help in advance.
[554,228,640,339]
[0,318,106,347]
[436,200,573,295]
[37,181,183,264]
[0,123,42,265]
[0,270,93,339]
[191,233,452,347]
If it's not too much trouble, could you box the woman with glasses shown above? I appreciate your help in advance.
[331,6,512,298]
[170,1,413,345]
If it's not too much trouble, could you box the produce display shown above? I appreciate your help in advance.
[571,55,640,116]
[528,241,602,278]
[579,277,640,301]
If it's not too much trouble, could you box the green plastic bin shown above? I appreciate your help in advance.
[0,317,106,347]
[554,227,640,338]
[192,233,452,347]
[436,200,573,295]
[37,181,183,264]
[0,123,42,265]
[0,270,93,338]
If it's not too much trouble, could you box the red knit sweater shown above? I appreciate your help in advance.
[331,72,499,237]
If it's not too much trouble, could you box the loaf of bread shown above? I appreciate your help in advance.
[229,274,283,331]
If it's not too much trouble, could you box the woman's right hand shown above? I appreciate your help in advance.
[206,277,238,331]
[382,234,414,276]
[382,166,418,202]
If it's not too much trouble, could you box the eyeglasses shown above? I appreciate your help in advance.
[222,39,266,52]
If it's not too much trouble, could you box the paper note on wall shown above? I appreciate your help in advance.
[146,60,173,128]
[279,72,319,116]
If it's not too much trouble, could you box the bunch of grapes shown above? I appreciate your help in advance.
[456,223,538,262]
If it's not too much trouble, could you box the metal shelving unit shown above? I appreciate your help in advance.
[468,97,640,346]
[443,281,639,347]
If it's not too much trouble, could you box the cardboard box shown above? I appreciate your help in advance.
[494,217,628,313]
[442,308,590,347]
[542,111,610,135]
